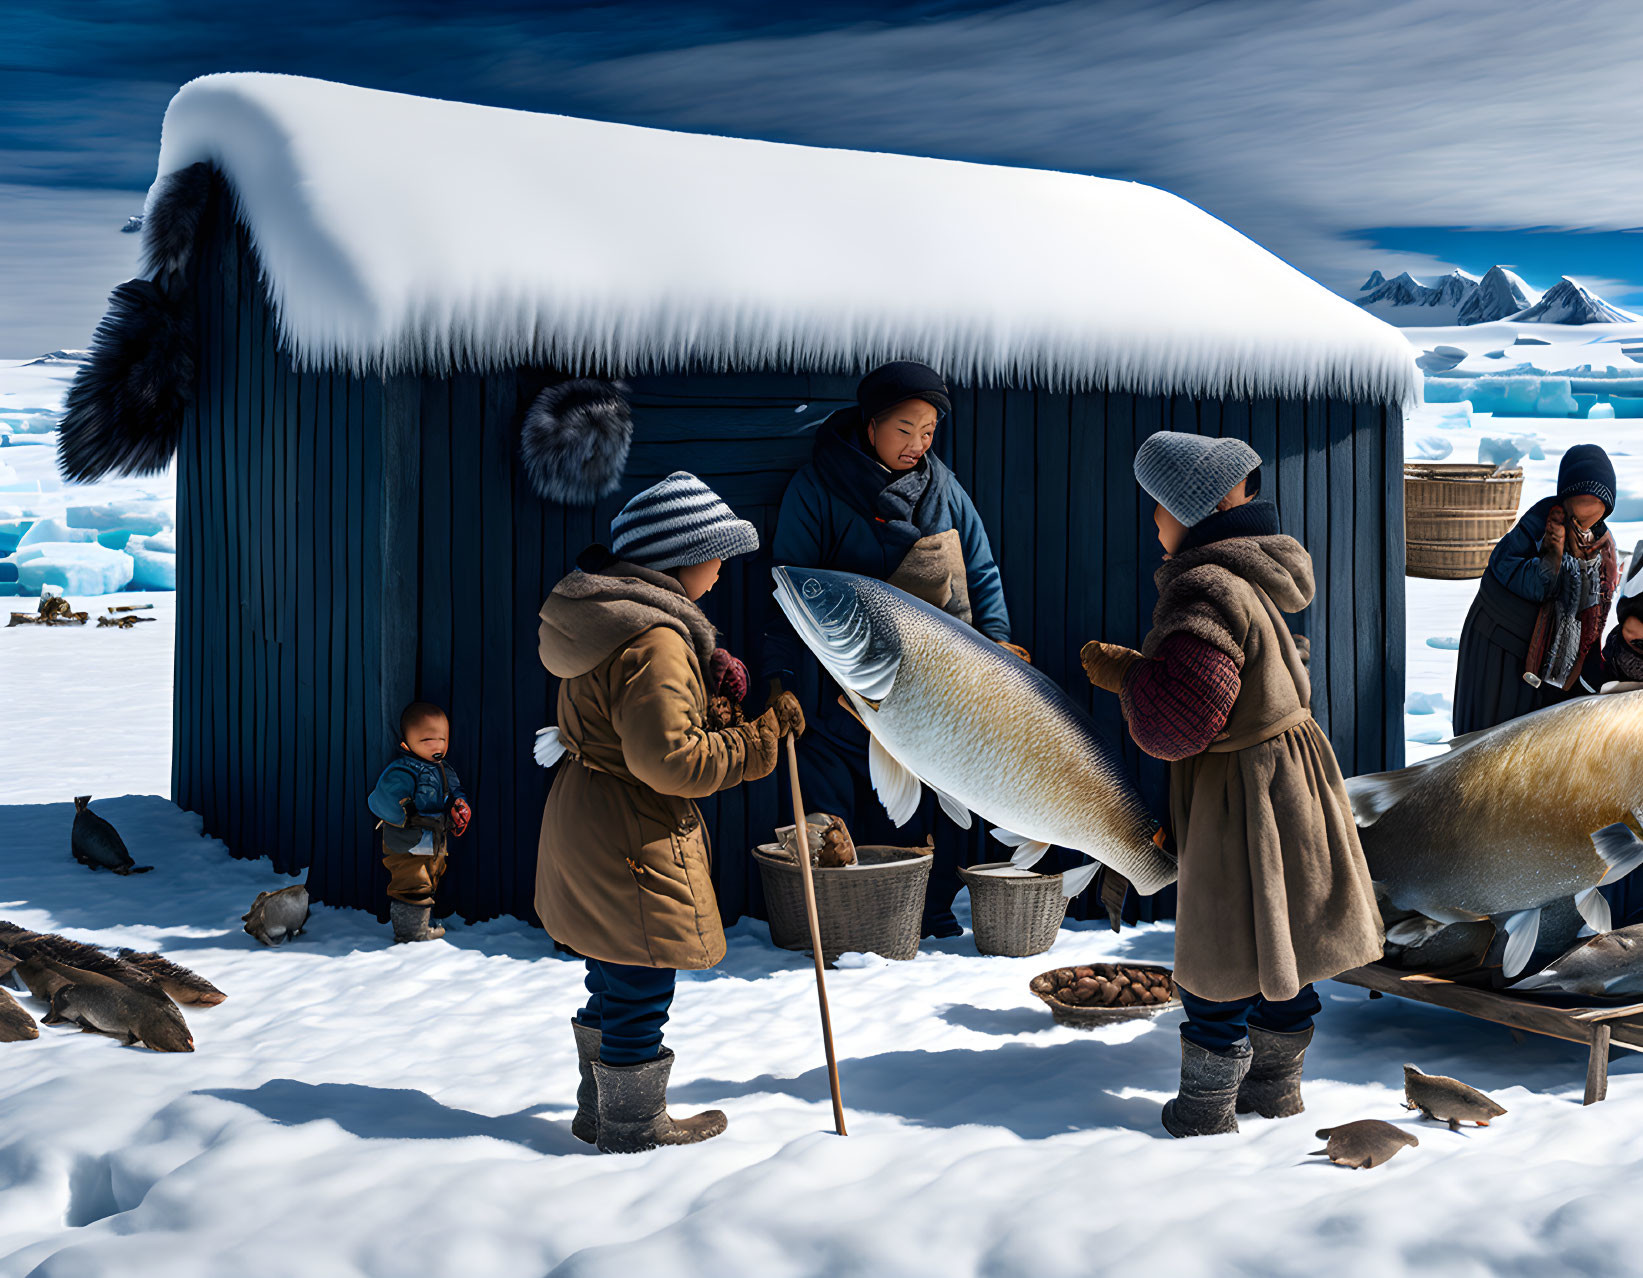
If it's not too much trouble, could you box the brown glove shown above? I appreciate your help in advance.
[1081,640,1142,694]
[770,690,806,738]
[998,640,1032,663]
[1098,868,1129,933]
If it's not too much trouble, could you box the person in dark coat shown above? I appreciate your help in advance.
[763,361,1022,938]
[1452,444,1621,734]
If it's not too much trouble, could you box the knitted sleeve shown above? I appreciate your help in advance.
[1120,633,1241,762]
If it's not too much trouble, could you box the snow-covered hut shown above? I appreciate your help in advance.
[60,73,1418,925]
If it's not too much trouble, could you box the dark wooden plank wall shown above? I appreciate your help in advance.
[176,199,1405,926]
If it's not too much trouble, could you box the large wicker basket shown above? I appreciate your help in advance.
[1405,463,1523,580]
[753,843,931,962]
[958,862,1068,957]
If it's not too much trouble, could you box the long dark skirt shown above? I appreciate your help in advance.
[1452,571,1581,734]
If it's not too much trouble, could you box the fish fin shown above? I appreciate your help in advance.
[1605,974,1633,992]
[867,734,921,828]
[1385,916,1449,947]
[534,726,566,768]
[1593,821,1643,883]
[1499,908,1542,979]
[1510,968,1558,992]
[991,828,1052,869]
[930,786,972,830]
[1575,886,1612,934]
[1344,765,1428,827]
[1060,861,1100,899]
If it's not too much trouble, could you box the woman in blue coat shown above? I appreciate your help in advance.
[763,361,1023,936]
[1452,444,1619,734]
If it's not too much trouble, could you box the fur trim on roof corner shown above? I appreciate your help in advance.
[57,279,195,483]
[519,379,633,505]
[140,162,215,280]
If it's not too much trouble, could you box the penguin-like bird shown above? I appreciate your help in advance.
[70,797,152,874]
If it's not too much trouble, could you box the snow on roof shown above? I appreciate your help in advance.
[147,73,1417,404]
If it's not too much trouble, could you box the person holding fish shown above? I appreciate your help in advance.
[1452,443,1620,734]
[763,360,1024,938]
[1080,432,1383,1138]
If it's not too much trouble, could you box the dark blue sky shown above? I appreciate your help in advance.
[4,0,1642,353]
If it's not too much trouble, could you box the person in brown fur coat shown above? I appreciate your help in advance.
[1081,433,1382,1139]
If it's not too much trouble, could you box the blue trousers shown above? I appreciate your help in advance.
[1178,983,1322,1054]
[576,960,676,1067]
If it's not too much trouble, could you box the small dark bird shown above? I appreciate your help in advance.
[0,986,38,1041]
[70,797,152,874]
[242,885,309,945]
[1312,1120,1419,1169]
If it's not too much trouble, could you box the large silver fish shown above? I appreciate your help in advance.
[1348,690,1643,977]
[771,566,1175,897]
[1512,925,1643,998]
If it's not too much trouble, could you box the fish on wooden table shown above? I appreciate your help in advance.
[243,885,310,946]
[1512,924,1643,999]
[771,566,1174,898]
[70,796,152,874]
[1348,690,1643,977]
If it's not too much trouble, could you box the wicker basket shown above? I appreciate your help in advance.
[958,862,1068,957]
[1405,463,1523,580]
[753,843,931,962]
[1029,961,1181,1029]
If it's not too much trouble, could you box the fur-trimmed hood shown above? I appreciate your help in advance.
[1157,534,1314,615]
[537,550,717,680]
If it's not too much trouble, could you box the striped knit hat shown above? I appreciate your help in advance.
[610,471,760,571]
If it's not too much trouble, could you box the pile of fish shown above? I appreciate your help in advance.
[771,567,1174,900]
[0,920,223,1051]
[1310,1065,1507,1169]
[1043,964,1174,1008]
[1348,690,1643,977]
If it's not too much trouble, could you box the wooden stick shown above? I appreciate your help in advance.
[784,734,847,1137]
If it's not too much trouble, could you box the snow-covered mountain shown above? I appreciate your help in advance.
[1456,265,1540,325]
[1357,264,1632,326]
[1508,276,1639,324]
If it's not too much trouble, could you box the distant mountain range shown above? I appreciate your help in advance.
[1355,265,1637,326]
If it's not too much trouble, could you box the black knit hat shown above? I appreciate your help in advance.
[856,360,951,423]
[1557,443,1616,518]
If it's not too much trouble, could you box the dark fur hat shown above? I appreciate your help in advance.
[519,378,632,505]
[57,279,196,483]
[140,162,215,280]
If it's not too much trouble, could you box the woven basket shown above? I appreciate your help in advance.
[1405,464,1523,580]
[753,843,931,962]
[1029,961,1181,1029]
[958,862,1068,957]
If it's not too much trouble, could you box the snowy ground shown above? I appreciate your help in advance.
[10,337,1643,1275]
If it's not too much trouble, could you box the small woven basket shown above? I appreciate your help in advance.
[1029,961,1181,1029]
[753,843,931,962]
[958,861,1068,957]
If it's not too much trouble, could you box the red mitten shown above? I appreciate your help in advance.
[708,648,750,704]
[450,798,472,837]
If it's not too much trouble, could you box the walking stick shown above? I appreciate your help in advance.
[784,733,848,1137]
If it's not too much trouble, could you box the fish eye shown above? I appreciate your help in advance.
[802,579,822,598]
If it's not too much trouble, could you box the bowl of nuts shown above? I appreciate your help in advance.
[1029,962,1179,1028]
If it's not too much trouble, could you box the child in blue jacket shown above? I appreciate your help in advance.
[368,700,472,942]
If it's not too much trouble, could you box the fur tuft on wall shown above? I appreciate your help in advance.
[57,279,196,482]
[519,379,633,505]
[139,162,215,279]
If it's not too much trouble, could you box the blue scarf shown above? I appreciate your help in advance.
[810,407,954,557]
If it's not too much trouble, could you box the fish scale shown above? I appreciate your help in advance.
[773,566,1174,897]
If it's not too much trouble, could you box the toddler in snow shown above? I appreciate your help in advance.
[368,700,472,943]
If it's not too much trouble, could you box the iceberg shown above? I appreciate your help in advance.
[126,531,177,591]
[12,542,135,594]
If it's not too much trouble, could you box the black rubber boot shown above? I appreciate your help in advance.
[592,1048,727,1154]
[571,1019,601,1145]
[1161,1037,1253,1138]
[390,899,445,943]
[1236,1025,1313,1118]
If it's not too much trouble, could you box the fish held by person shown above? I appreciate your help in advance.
[771,566,1174,898]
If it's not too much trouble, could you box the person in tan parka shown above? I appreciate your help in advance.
[535,471,805,1154]
[1081,433,1382,1139]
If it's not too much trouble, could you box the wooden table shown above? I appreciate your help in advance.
[1334,962,1643,1105]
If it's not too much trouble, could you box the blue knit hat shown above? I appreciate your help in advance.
[611,471,759,571]
[1133,431,1264,528]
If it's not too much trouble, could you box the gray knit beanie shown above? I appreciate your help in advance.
[1133,432,1264,528]
[610,471,760,571]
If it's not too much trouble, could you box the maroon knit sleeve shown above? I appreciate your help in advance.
[1120,632,1241,762]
